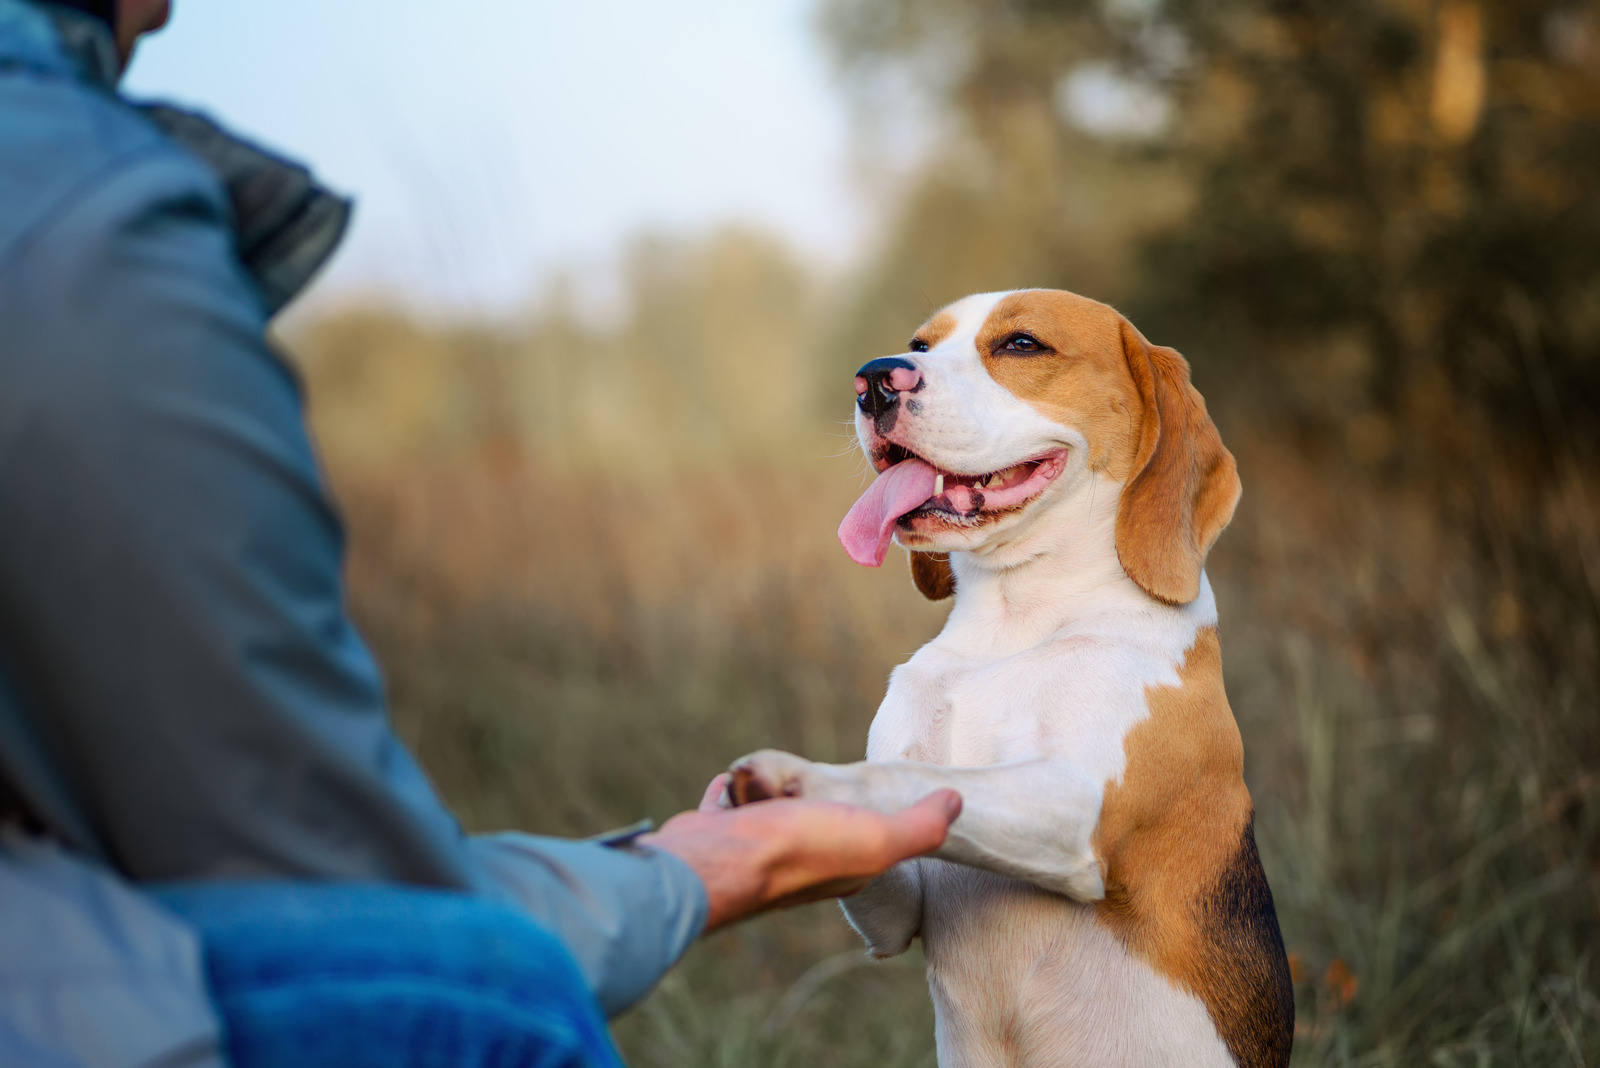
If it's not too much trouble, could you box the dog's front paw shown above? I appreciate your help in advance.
[727,749,817,806]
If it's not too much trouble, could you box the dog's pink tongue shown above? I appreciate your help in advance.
[839,458,939,567]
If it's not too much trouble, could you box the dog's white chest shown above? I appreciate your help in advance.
[865,584,1213,778]
[857,581,1237,1067]
[865,649,1017,766]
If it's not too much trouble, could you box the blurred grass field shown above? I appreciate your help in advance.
[281,1,1600,1061]
[284,281,1596,1067]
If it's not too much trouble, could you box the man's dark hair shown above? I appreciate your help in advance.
[49,0,115,28]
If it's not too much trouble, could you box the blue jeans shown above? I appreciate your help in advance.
[153,883,625,1068]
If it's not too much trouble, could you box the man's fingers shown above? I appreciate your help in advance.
[879,789,962,860]
[699,773,731,812]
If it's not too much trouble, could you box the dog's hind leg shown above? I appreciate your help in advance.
[840,860,925,957]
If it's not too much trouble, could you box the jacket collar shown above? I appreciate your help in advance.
[1,0,352,316]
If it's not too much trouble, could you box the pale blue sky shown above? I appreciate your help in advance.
[122,1,858,314]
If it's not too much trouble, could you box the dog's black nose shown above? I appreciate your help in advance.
[855,357,923,420]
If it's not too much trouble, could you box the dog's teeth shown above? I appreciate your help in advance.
[988,466,1022,488]
[934,474,944,496]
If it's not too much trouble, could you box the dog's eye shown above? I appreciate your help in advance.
[908,338,930,353]
[1000,333,1044,354]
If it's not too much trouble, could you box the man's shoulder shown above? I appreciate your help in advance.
[0,68,223,272]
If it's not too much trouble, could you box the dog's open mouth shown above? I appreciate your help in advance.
[839,446,1068,567]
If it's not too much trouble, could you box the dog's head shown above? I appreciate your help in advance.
[839,289,1240,606]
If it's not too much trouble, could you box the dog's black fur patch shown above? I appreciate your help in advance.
[1197,814,1295,1068]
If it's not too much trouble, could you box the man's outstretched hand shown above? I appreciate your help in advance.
[641,775,961,932]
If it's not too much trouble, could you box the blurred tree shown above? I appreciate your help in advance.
[294,227,824,469]
[820,0,1600,672]
[817,0,1192,376]
[1139,0,1600,684]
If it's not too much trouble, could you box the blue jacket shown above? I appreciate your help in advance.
[0,3,706,1063]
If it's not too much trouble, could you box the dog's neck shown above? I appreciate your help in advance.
[941,472,1175,656]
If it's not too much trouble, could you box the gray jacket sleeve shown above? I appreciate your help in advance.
[0,112,704,1016]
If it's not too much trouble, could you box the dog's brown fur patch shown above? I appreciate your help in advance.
[910,551,956,600]
[1091,626,1293,1068]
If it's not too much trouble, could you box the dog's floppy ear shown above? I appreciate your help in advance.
[910,551,956,601]
[1115,320,1241,605]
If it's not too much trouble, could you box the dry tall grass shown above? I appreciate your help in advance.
[329,455,950,1066]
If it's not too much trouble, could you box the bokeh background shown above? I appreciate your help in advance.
[129,2,1599,1064]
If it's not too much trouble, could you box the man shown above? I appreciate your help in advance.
[0,2,961,1065]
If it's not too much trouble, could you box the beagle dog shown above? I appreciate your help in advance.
[727,290,1293,1067]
